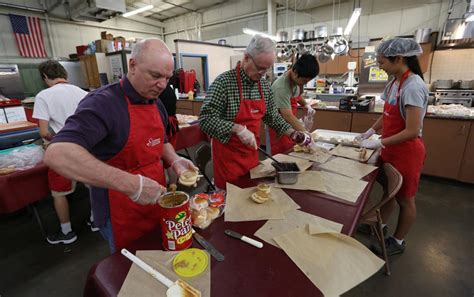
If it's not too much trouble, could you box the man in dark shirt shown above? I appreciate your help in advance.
[159,82,179,147]
[44,38,197,252]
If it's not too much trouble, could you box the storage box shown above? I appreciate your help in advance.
[95,39,112,53]
[76,45,88,56]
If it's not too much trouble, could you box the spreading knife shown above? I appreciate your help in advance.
[192,229,225,262]
[224,229,263,248]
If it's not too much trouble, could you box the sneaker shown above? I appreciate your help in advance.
[46,230,77,245]
[371,236,405,256]
[86,219,100,232]
[357,224,388,236]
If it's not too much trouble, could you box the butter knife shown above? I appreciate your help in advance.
[192,230,225,262]
[224,229,263,248]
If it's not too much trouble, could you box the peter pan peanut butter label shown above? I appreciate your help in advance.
[159,193,193,251]
[165,211,192,244]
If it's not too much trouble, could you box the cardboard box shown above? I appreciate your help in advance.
[95,39,112,53]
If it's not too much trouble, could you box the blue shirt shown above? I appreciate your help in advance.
[52,76,169,226]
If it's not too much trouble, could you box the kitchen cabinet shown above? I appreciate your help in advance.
[350,112,381,133]
[458,123,474,183]
[79,53,111,89]
[313,110,352,131]
[176,100,204,116]
[318,48,364,75]
[192,101,203,116]
[422,118,470,179]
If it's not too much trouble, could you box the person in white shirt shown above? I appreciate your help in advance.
[33,60,90,245]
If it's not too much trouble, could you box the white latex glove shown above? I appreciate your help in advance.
[171,157,199,176]
[129,175,167,205]
[354,128,376,143]
[304,104,316,117]
[236,125,257,149]
[360,138,384,149]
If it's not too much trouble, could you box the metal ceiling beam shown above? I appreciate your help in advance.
[163,7,286,36]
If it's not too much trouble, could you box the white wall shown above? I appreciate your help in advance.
[175,40,240,83]
[163,0,467,47]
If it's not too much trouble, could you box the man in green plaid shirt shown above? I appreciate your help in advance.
[199,35,312,189]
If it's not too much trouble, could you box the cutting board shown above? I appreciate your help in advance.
[0,121,38,133]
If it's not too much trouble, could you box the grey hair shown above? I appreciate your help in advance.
[131,38,167,61]
[245,34,276,58]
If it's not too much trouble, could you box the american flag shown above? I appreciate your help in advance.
[9,14,47,58]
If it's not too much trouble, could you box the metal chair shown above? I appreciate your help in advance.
[359,163,403,276]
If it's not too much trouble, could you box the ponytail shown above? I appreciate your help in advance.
[387,55,424,80]
[404,56,424,81]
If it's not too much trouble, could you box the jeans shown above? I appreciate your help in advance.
[99,218,115,254]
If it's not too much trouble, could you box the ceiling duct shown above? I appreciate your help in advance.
[69,0,126,22]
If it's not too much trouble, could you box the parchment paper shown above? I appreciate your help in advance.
[118,250,211,297]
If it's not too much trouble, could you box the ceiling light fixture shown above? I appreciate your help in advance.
[243,28,278,41]
[122,4,154,17]
[344,8,361,36]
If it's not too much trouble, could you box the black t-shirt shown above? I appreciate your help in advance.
[159,85,177,116]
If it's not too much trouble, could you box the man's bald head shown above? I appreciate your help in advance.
[131,38,171,63]
[128,38,174,100]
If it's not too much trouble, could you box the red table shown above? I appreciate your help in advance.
[174,124,209,152]
[84,162,378,297]
[0,163,49,214]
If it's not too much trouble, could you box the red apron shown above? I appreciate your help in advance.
[381,70,425,198]
[212,63,266,189]
[106,80,166,250]
[269,83,301,155]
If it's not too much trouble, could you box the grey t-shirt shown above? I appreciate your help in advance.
[381,74,428,136]
[271,72,298,109]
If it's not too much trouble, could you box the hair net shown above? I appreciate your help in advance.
[376,38,423,57]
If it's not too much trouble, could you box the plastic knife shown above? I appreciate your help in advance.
[192,230,225,262]
[224,229,263,248]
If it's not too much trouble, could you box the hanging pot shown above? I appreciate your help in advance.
[296,43,308,55]
[305,30,315,41]
[333,38,349,55]
[292,29,305,42]
[314,26,328,39]
[276,31,289,43]
[317,43,334,63]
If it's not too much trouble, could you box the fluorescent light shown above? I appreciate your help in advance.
[344,8,361,36]
[243,28,278,41]
[123,5,154,17]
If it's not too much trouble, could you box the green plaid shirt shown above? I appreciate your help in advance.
[199,63,291,143]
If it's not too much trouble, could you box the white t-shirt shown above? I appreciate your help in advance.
[33,83,88,133]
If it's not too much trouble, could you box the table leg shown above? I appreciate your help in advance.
[28,203,47,239]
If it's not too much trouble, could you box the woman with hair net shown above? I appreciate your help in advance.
[356,38,428,256]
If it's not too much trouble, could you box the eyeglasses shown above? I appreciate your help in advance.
[249,55,269,74]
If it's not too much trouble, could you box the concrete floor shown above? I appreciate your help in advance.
[0,171,473,297]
